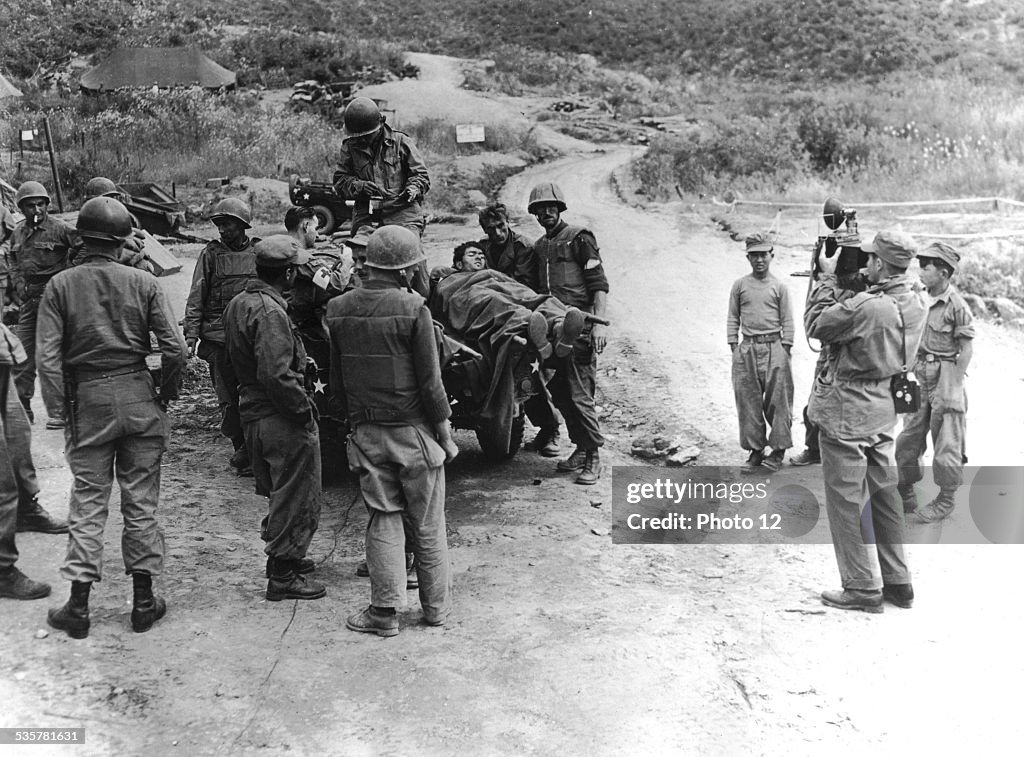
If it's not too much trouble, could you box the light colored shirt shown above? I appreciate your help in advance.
[727,273,794,346]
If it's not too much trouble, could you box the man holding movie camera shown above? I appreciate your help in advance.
[805,230,926,613]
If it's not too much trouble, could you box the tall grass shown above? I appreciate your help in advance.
[1,90,342,202]
[634,78,1024,203]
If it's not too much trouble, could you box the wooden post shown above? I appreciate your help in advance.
[42,117,65,212]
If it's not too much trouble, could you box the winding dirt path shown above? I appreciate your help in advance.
[3,52,1024,756]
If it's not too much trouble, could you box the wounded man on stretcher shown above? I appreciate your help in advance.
[429,241,604,363]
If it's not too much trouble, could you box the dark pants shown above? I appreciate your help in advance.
[197,341,243,449]
[548,327,603,450]
[246,414,322,560]
[0,365,42,569]
[1,367,24,569]
[13,290,43,403]
[802,404,820,456]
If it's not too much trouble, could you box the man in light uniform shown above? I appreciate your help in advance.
[805,231,926,613]
[38,197,184,638]
[896,242,974,523]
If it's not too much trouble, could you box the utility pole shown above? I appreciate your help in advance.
[42,117,64,212]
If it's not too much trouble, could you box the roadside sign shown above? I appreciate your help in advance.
[455,124,486,144]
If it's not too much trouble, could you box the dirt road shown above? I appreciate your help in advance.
[3,54,1024,756]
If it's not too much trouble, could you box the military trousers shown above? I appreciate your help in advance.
[245,414,321,560]
[1,367,25,569]
[548,327,603,450]
[62,370,168,582]
[895,366,967,493]
[13,290,43,402]
[819,430,910,591]
[197,340,244,448]
[732,339,793,452]
[347,423,451,616]
[0,365,40,507]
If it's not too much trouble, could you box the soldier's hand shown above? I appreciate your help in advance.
[440,437,459,463]
[783,344,792,356]
[186,337,198,358]
[358,180,384,197]
[590,323,607,353]
[404,185,420,203]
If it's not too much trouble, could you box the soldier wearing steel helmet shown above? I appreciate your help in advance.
[6,181,81,426]
[183,197,259,474]
[36,197,185,639]
[83,176,155,275]
[222,236,326,602]
[326,225,457,637]
[528,182,609,485]
[333,97,431,238]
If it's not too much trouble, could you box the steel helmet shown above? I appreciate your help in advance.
[14,181,50,209]
[77,196,133,243]
[527,182,567,213]
[210,197,252,229]
[343,97,382,138]
[365,225,425,270]
[85,176,119,199]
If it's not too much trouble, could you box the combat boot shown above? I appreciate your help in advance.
[229,446,253,477]
[525,427,561,458]
[820,588,883,614]
[47,581,91,639]
[0,566,51,600]
[916,488,957,523]
[265,556,315,578]
[346,605,399,637]
[130,572,167,633]
[17,496,69,534]
[789,448,820,466]
[266,557,326,601]
[554,308,587,358]
[526,312,553,360]
[575,449,601,485]
[557,447,588,472]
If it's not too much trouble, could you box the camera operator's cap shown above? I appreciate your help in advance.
[920,241,961,271]
[254,235,311,268]
[861,230,916,269]
[744,232,773,253]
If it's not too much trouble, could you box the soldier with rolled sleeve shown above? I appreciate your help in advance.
[528,182,609,485]
[896,242,974,523]
[222,236,325,602]
[806,231,926,613]
[37,197,185,638]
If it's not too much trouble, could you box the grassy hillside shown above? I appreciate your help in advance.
[1,1,1020,84]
